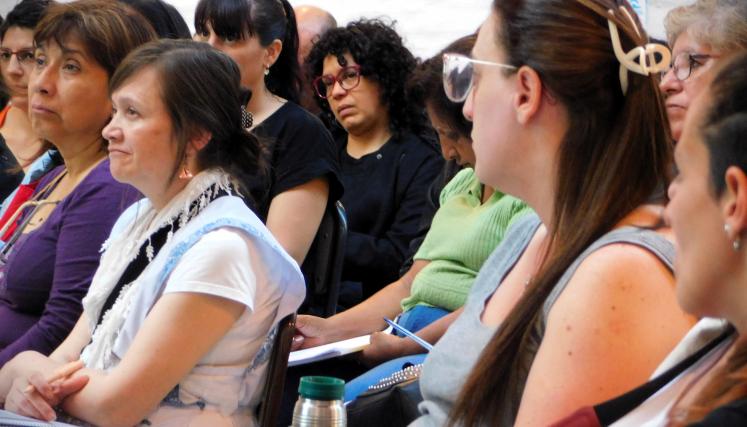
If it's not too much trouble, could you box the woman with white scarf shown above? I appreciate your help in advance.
[0,39,305,427]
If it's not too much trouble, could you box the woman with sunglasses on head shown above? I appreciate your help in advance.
[0,0,153,368]
[306,19,444,304]
[0,38,305,427]
[409,1,698,426]
[0,0,61,232]
[659,0,747,144]
[194,0,342,269]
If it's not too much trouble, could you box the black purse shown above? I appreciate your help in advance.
[346,364,424,427]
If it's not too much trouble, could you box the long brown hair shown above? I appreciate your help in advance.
[669,52,747,426]
[448,0,672,425]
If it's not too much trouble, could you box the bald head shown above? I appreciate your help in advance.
[294,5,337,64]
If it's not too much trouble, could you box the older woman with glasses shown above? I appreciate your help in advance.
[660,0,747,142]
[306,19,443,304]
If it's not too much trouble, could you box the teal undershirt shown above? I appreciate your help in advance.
[400,168,531,312]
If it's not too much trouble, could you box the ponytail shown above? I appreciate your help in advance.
[265,0,301,103]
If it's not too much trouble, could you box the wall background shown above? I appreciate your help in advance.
[0,0,691,58]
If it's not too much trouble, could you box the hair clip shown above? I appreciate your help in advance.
[607,7,671,94]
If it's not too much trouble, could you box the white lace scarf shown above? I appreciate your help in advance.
[81,169,235,370]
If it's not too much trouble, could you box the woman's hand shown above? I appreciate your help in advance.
[359,332,407,366]
[4,361,89,421]
[292,315,336,350]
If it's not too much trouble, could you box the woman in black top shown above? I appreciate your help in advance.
[195,0,342,265]
[307,19,444,302]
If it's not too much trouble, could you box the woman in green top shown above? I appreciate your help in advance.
[293,36,530,374]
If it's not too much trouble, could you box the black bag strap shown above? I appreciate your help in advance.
[595,326,735,425]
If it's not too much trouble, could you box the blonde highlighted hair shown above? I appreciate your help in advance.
[665,0,747,53]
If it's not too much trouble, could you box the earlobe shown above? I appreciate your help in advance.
[722,166,747,237]
[265,39,284,68]
[188,130,212,155]
[514,66,543,125]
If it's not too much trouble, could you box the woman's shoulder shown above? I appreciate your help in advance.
[392,131,440,153]
[439,168,477,202]
[265,102,332,136]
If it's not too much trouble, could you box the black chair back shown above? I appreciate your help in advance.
[258,313,297,427]
[303,201,347,317]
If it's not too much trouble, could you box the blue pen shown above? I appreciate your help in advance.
[383,317,434,352]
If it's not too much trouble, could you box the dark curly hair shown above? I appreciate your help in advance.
[305,18,427,137]
[407,34,475,140]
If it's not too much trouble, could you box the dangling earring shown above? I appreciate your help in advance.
[179,164,193,180]
[264,65,270,76]
[725,223,741,251]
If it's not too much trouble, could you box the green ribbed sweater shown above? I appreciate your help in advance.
[400,168,530,312]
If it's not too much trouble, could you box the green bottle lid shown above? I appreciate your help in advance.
[298,376,345,400]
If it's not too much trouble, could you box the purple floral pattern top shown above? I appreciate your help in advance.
[0,159,140,366]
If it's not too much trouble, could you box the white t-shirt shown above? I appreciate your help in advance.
[142,228,285,427]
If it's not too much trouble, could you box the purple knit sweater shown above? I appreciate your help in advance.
[0,159,140,367]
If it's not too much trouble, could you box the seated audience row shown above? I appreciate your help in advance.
[0,29,305,427]
[2,0,747,426]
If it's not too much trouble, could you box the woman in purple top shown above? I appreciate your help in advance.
[0,0,155,367]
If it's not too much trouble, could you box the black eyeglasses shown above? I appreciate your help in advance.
[0,48,35,67]
[665,52,713,81]
[313,65,362,99]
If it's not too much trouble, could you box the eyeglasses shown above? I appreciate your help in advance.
[0,48,36,67]
[313,65,362,99]
[442,53,517,103]
[665,52,713,82]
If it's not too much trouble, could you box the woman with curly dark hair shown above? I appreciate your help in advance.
[195,0,343,267]
[306,19,444,302]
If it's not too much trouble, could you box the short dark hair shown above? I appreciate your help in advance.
[408,34,475,140]
[34,0,157,78]
[110,39,267,197]
[118,0,191,39]
[195,0,301,103]
[1,0,55,41]
[306,18,428,138]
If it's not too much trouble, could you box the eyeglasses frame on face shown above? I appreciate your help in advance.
[666,52,713,82]
[0,48,36,67]
[313,64,362,99]
[442,53,517,103]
